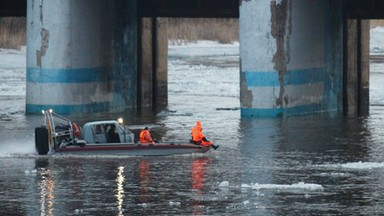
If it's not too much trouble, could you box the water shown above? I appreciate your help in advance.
[2,41,384,215]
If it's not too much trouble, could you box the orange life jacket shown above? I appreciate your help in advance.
[192,122,205,142]
[191,121,213,146]
[139,129,153,143]
[72,123,80,138]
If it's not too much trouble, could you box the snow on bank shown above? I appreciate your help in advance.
[0,46,26,68]
[371,27,384,54]
[169,40,239,57]
[0,46,26,97]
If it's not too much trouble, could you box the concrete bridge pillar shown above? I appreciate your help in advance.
[138,17,168,112]
[344,19,370,116]
[26,0,138,114]
[240,0,344,117]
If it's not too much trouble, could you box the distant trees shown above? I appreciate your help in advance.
[0,17,25,49]
[166,18,238,45]
[0,17,238,49]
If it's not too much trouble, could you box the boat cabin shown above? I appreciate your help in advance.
[80,120,135,144]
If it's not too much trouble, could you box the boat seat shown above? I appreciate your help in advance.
[94,133,107,143]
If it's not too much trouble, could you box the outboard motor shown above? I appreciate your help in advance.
[35,127,49,155]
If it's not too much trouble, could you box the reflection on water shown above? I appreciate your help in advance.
[116,166,125,216]
[37,159,54,216]
[26,156,215,215]
[191,157,210,193]
[138,160,150,204]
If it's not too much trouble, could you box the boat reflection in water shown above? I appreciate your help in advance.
[191,157,211,215]
[35,158,54,216]
[115,166,125,216]
[33,156,213,215]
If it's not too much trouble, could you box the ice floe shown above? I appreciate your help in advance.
[169,201,181,206]
[337,161,384,170]
[219,181,323,191]
[317,161,384,170]
[218,181,229,187]
[24,169,37,176]
[241,182,323,191]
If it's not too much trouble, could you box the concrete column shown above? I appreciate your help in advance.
[138,17,168,112]
[344,19,370,116]
[155,18,168,110]
[239,0,343,117]
[112,0,138,111]
[360,20,370,115]
[26,0,138,114]
[138,18,154,109]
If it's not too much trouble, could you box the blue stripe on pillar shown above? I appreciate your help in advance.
[241,104,338,118]
[27,67,112,83]
[26,102,110,115]
[244,68,326,87]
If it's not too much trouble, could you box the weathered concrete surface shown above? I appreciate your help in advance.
[26,0,137,114]
[155,18,168,110]
[360,20,370,115]
[344,19,370,116]
[138,17,168,111]
[139,18,154,109]
[270,0,289,107]
[112,0,138,111]
[240,0,343,117]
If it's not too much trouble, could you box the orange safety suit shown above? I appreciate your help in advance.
[191,121,212,147]
[139,129,154,144]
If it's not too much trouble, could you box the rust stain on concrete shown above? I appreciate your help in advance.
[36,28,50,67]
[240,69,253,108]
[36,0,49,67]
[270,0,291,107]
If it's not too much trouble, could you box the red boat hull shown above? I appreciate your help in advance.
[55,143,210,156]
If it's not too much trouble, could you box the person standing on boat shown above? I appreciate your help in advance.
[191,121,219,150]
[107,124,120,143]
[139,127,155,144]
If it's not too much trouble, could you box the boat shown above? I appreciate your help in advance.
[34,109,211,156]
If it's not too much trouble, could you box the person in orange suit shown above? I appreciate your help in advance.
[139,127,155,144]
[191,121,219,150]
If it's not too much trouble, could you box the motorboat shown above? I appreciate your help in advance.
[34,109,210,156]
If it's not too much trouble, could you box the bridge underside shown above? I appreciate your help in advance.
[139,0,238,18]
[345,0,384,19]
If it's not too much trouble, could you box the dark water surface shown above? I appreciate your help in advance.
[1,44,384,215]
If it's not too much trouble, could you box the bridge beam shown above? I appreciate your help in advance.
[240,0,344,117]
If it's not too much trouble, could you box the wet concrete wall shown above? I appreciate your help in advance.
[26,0,137,114]
[344,19,370,116]
[138,18,168,111]
[240,0,344,117]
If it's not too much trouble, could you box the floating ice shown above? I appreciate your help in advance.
[137,203,147,208]
[241,183,252,188]
[318,161,384,170]
[24,169,37,176]
[249,182,323,191]
[341,161,384,170]
[74,209,83,214]
[169,201,181,206]
[218,181,229,187]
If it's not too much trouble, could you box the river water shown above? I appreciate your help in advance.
[2,40,384,215]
